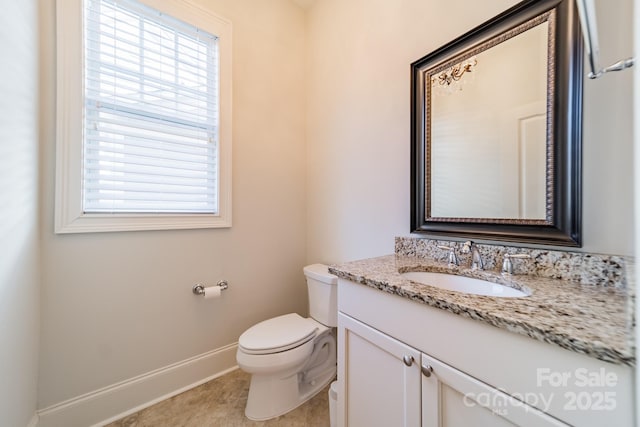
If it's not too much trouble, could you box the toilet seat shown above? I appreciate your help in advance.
[239,313,320,355]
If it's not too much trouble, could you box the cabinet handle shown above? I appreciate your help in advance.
[402,355,414,366]
[421,364,433,377]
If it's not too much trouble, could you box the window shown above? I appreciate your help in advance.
[55,0,232,233]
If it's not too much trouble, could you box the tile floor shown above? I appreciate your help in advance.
[107,369,331,427]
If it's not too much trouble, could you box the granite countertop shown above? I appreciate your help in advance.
[329,254,635,367]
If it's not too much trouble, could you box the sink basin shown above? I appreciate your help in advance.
[400,271,529,298]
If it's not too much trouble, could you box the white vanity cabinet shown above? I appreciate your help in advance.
[339,313,421,426]
[420,352,568,427]
[339,313,566,427]
[337,278,634,427]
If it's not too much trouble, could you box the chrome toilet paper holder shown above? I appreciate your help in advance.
[193,280,229,296]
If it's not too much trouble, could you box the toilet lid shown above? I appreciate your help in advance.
[239,313,318,355]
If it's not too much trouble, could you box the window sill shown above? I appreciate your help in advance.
[54,212,232,234]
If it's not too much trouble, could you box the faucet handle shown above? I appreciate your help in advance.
[501,253,531,275]
[436,245,459,266]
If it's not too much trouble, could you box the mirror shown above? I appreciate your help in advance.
[431,22,549,220]
[411,0,583,247]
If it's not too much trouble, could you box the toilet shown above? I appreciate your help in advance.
[236,264,338,421]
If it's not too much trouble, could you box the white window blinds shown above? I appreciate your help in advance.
[83,0,219,214]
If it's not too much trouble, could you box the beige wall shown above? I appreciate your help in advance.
[306,0,635,262]
[581,0,634,255]
[0,0,41,425]
[38,0,308,408]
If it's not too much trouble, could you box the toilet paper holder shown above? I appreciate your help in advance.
[193,280,229,296]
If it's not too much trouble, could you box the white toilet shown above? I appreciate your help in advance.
[236,264,338,421]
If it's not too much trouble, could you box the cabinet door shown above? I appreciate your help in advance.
[338,313,421,427]
[421,354,569,427]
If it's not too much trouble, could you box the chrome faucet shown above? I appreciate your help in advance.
[461,240,483,270]
[436,245,459,267]
[501,253,531,275]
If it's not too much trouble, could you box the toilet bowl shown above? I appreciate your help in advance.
[236,264,338,421]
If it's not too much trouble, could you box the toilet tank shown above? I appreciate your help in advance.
[303,264,338,327]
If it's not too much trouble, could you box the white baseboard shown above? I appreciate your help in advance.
[37,343,238,427]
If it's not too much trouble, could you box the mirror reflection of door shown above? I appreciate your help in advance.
[517,107,547,219]
[429,20,549,220]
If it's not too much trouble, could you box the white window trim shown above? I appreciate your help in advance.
[55,0,232,233]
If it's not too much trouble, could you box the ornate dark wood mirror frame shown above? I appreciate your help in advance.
[410,0,583,247]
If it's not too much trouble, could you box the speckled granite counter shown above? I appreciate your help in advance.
[329,254,635,367]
